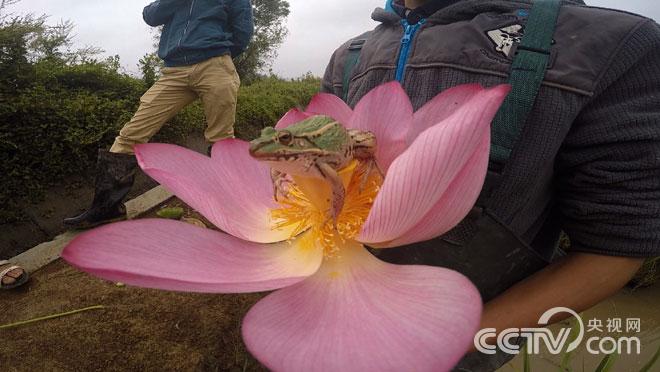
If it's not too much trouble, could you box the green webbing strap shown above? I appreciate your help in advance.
[490,0,562,164]
[342,34,369,102]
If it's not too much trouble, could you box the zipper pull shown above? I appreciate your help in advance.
[401,19,425,45]
[401,23,414,44]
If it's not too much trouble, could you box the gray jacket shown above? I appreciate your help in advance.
[322,0,660,260]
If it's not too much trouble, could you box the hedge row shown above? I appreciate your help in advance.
[0,59,320,223]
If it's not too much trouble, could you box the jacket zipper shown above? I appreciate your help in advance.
[178,0,196,64]
[395,19,425,83]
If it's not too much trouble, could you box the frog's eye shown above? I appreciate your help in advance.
[278,131,293,145]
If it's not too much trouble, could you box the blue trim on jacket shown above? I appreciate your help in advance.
[143,0,254,67]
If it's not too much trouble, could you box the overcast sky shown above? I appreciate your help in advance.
[6,1,659,78]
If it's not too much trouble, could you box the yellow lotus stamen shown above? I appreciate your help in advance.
[271,160,383,256]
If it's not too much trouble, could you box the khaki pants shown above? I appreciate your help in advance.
[110,55,240,154]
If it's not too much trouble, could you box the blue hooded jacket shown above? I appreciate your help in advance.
[143,0,254,67]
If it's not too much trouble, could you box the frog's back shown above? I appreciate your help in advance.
[287,115,336,134]
[288,115,349,152]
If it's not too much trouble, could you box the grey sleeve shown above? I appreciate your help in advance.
[321,51,337,94]
[556,20,660,258]
[321,40,353,98]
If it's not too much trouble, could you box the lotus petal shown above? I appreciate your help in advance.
[62,219,323,293]
[383,134,489,247]
[347,82,413,173]
[243,244,481,372]
[136,140,295,243]
[358,85,509,244]
[408,84,485,145]
[305,93,353,126]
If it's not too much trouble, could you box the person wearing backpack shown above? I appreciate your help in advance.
[322,0,660,370]
[63,0,254,229]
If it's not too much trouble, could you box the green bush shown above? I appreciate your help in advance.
[0,64,143,221]
[154,101,206,144]
[235,74,321,140]
[0,66,320,223]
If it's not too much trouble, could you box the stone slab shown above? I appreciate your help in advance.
[9,185,173,273]
[11,231,79,273]
[125,185,173,220]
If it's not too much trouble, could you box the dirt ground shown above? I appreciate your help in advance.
[1,198,270,372]
[0,259,269,372]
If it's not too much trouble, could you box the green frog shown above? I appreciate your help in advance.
[249,115,377,224]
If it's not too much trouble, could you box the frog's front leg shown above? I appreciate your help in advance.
[359,158,383,192]
[316,162,345,227]
[270,169,291,201]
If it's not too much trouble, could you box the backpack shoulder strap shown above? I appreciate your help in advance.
[490,0,562,164]
[342,32,371,103]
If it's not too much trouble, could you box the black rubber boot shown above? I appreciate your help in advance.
[63,150,137,229]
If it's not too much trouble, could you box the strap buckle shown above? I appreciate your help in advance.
[348,39,366,51]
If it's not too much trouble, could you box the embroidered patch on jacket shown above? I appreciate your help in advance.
[487,24,524,57]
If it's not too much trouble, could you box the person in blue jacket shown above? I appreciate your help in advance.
[64,0,254,229]
[147,0,254,66]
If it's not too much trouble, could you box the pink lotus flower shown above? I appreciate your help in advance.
[63,82,509,371]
